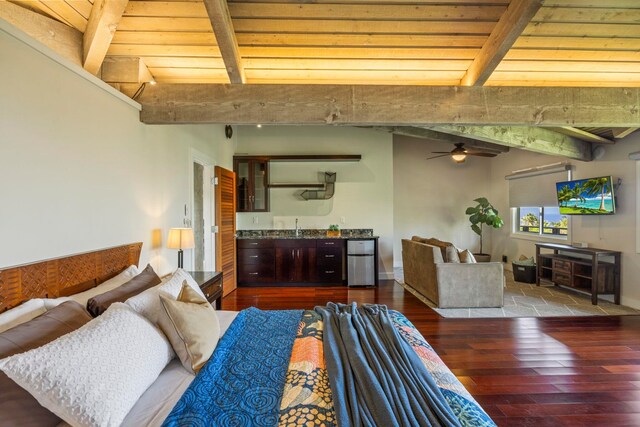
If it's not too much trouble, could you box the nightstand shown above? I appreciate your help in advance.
[187,271,223,309]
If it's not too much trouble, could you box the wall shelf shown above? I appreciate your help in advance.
[234,154,361,162]
[268,183,325,189]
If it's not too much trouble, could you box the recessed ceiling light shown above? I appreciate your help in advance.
[149,80,157,85]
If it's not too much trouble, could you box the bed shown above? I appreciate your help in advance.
[0,244,495,427]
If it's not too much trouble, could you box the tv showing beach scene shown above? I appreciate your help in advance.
[556,176,615,215]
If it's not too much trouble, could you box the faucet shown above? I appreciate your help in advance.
[295,218,300,237]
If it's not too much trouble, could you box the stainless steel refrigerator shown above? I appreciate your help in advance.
[347,239,376,287]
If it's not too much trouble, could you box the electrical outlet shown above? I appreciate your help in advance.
[502,255,508,263]
[340,216,346,224]
[253,216,259,224]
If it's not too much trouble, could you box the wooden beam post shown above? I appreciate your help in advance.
[461,0,542,86]
[83,0,128,75]
[0,1,82,66]
[430,125,593,161]
[203,0,245,84]
[138,84,640,127]
[374,126,510,153]
[101,57,153,84]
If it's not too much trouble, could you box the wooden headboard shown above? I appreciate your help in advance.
[0,243,142,313]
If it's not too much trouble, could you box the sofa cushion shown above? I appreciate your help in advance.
[459,250,477,264]
[445,246,461,263]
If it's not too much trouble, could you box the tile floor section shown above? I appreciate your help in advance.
[395,268,640,318]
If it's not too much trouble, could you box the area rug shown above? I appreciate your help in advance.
[394,268,640,318]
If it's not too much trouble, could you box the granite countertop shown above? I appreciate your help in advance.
[236,229,377,240]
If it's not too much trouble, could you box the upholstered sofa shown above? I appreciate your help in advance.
[401,238,504,308]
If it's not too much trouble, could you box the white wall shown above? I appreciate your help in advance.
[235,126,394,278]
[393,135,491,266]
[489,134,640,309]
[0,26,235,275]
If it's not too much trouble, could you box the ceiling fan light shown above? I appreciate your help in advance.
[451,153,467,163]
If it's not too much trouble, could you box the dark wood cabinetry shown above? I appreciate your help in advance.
[238,238,345,286]
[275,240,317,283]
[315,239,343,283]
[237,239,274,283]
[536,243,621,305]
[234,157,269,212]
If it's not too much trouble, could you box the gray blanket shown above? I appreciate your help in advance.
[315,302,462,427]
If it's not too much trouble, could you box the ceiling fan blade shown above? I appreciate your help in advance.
[467,152,497,157]
[430,151,450,154]
[426,154,450,160]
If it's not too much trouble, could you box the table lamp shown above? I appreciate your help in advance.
[167,228,195,268]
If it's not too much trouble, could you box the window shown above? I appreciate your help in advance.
[542,207,568,236]
[518,207,540,234]
[516,207,568,238]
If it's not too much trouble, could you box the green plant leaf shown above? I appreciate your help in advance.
[474,197,489,206]
[465,207,478,215]
[471,224,482,235]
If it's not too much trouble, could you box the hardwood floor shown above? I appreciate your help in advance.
[222,280,640,426]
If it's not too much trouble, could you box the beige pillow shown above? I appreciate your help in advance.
[445,245,461,263]
[459,250,477,264]
[158,281,220,374]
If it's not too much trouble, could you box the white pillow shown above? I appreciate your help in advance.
[126,269,206,324]
[0,303,173,427]
[62,265,140,306]
[0,299,47,333]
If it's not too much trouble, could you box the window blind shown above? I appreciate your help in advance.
[506,164,573,208]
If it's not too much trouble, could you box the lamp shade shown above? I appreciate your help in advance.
[167,228,195,250]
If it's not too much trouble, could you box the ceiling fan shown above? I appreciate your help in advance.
[427,143,498,163]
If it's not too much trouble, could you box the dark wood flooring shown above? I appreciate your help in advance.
[222,280,640,427]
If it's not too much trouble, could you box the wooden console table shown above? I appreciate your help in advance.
[535,243,621,305]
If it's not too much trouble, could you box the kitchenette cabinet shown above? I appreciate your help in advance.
[234,157,269,212]
[238,238,345,286]
[275,240,317,283]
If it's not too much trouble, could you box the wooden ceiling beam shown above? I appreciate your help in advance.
[83,0,128,75]
[461,0,542,86]
[551,127,615,144]
[138,84,640,128]
[429,125,592,161]
[203,0,245,84]
[375,126,509,153]
[0,1,82,66]
[612,127,638,139]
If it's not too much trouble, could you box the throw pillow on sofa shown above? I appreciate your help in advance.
[459,250,477,264]
[445,246,461,263]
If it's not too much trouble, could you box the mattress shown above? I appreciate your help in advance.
[121,310,238,427]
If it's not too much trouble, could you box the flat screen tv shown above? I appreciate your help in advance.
[556,176,615,215]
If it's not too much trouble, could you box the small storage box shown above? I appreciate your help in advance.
[512,262,536,283]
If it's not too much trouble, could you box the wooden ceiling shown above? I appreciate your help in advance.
[5,0,640,87]
[2,0,639,159]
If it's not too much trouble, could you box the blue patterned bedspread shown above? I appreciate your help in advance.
[163,306,495,427]
[162,307,303,427]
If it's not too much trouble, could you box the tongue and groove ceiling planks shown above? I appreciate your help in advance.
[2,0,639,158]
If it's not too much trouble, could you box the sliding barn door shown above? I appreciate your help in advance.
[215,166,237,296]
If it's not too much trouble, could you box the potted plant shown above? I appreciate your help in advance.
[465,197,504,262]
[327,224,341,237]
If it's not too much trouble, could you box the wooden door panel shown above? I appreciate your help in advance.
[215,166,237,297]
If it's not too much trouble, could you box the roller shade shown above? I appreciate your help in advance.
[506,163,573,208]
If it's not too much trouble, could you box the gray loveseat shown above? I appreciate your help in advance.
[401,238,504,308]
